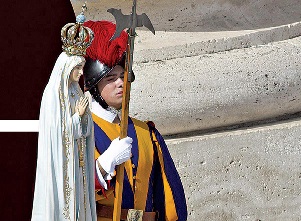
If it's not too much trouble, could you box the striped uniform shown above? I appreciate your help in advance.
[93,113,187,221]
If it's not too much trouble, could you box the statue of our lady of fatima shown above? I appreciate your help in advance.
[31,4,97,221]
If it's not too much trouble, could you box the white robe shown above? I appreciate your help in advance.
[31,52,97,221]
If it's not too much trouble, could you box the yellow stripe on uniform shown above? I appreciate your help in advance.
[131,118,154,210]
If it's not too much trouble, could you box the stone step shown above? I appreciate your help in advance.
[130,36,301,135]
[166,118,301,220]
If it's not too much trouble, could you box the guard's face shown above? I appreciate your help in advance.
[97,65,124,110]
[70,61,85,83]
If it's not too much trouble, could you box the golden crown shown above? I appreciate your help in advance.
[61,3,94,56]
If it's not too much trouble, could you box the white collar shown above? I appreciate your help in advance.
[91,99,121,123]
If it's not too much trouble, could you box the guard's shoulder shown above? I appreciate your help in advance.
[130,117,148,128]
[146,121,156,129]
[130,117,156,131]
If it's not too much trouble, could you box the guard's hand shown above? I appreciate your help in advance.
[76,97,89,117]
[97,137,133,176]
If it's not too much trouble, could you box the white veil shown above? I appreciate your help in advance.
[32,52,96,221]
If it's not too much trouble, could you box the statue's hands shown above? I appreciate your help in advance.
[76,97,89,117]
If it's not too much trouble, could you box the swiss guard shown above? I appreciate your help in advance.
[83,10,187,221]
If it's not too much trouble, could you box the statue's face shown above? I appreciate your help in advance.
[69,61,85,83]
[97,65,124,110]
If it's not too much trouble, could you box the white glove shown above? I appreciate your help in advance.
[98,136,133,176]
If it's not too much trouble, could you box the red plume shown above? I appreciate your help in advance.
[84,20,128,68]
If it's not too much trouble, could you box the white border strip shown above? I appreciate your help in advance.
[0,120,39,132]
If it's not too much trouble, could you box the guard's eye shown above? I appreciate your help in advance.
[106,76,117,81]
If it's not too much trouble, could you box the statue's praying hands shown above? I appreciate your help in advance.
[76,96,89,117]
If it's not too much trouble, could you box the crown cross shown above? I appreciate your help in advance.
[61,2,94,56]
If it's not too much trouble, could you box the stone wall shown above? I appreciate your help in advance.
[167,118,301,220]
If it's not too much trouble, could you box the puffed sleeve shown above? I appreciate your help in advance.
[147,121,188,221]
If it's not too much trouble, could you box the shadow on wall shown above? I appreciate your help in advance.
[71,0,301,32]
